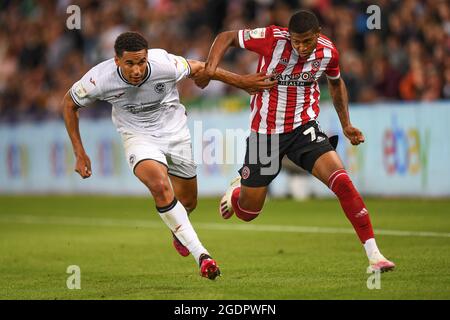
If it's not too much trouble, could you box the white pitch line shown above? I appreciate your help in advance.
[0,214,450,238]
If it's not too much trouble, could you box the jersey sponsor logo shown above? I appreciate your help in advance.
[271,72,316,86]
[74,83,87,98]
[249,28,266,39]
[154,82,166,94]
[300,72,313,81]
[104,92,125,101]
[124,102,161,114]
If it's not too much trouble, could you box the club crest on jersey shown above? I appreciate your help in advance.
[242,166,250,180]
[312,60,321,71]
[154,83,166,94]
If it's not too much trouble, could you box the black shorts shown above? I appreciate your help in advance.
[239,121,334,187]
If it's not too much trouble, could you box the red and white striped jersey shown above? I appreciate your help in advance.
[238,25,340,134]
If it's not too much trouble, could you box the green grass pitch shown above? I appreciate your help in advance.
[0,196,449,300]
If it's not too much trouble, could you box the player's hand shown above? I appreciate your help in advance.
[194,68,215,89]
[239,72,277,95]
[343,126,365,145]
[75,152,92,179]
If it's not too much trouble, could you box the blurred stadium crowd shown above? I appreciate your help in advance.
[0,0,449,121]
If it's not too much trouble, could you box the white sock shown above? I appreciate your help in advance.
[157,199,208,264]
[364,238,384,260]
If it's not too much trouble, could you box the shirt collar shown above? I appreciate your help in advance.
[117,62,151,87]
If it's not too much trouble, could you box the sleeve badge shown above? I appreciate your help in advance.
[249,28,266,39]
[74,83,88,98]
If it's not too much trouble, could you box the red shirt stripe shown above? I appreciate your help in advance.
[284,57,305,132]
[266,41,292,133]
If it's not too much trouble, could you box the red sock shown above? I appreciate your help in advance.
[231,187,260,222]
[328,169,374,243]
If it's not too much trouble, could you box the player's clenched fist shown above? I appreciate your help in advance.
[343,126,365,145]
[238,72,277,95]
[194,68,214,89]
[75,152,92,178]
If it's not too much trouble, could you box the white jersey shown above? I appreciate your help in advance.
[70,49,191,137]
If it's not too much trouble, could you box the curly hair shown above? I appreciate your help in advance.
[288,10,320,34]
[114,32,148,57]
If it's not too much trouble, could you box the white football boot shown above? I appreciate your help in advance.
[219,176,241,219]
[367,251,395,273]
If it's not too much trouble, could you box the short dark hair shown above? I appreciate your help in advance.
[288,10,320,34]
[114,31,148,57]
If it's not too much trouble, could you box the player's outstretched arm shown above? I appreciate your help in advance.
[188,60,276,95]
[62,92,92,179]
[327,77,365,145]
[195,31,240,88]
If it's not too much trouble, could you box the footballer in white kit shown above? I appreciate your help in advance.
[70,48,197,179]
[62,31,276,280]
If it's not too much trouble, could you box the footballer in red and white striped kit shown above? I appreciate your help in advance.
[197,10,395,273]
[237,24,340,134]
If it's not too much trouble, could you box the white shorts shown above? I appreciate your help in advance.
[121,126,196,179]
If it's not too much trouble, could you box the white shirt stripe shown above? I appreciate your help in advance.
[318,37,332,46]
[316,47,333,79]
[307,81,318,120]
[303,54,317,121]
[293,52,318,129]
[258,40,287,133]
[318,39,333,49]
[294,85,305,130]
[275,49,299,130]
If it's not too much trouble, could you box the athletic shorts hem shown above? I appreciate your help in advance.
[297,144,335,173]
[168,173,197,180]
[132,158,168,175]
